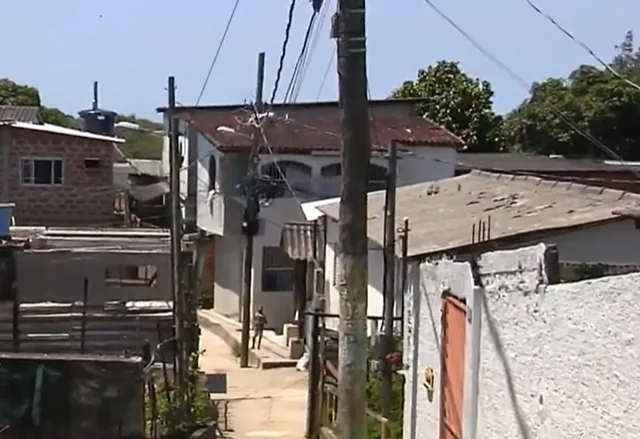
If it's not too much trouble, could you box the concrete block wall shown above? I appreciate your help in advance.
[404,243,640,439]
[16,250,172,303]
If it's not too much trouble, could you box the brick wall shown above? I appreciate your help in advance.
[7,127,116,226]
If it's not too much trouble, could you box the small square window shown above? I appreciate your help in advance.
[84,158,101,169]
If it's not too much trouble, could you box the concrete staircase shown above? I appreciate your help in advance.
[198,309,298,369]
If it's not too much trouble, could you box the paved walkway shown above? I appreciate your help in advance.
[199,325,308,439]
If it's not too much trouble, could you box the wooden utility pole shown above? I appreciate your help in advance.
[168,76,186,384]
[381,140,397,418]
[240,52,266,368]
[398,218,409,339]
[333,0,372,435]
[305,217,326,439]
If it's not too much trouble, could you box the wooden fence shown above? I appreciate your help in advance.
[0,301,174,356]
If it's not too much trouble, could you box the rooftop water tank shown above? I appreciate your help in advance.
[0,204,15,238]
[78,81,117,136]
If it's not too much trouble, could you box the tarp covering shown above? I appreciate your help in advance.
[0,352,144,439]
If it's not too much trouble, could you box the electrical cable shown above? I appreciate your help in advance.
[418,0,640,180]
[283,12,319,103]
[292,0,333,101]
[270,0,298,105]
[524,0,640,93]
[250,104,304,206]
[195,0,242,105]
[316,51,335,100]
[290,12,322,102]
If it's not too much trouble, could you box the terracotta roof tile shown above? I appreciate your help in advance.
[184,110,463,153]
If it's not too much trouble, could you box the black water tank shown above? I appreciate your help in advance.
[78,109,117,136]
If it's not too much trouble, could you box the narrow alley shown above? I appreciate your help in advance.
[199,326,308,439]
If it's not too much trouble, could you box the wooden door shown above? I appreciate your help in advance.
[440,293,467,439]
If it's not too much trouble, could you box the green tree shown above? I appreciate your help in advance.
[503,31,640,159]
[0,78,77,128]
[392,60,504,152]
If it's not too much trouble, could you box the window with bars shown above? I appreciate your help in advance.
[20,158,63,186]
[261,246,294,292]
[261,160,312,197]
[320,163,388,195]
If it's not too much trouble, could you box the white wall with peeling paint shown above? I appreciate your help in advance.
[404,243,640,439]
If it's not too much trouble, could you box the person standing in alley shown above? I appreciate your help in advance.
[252,306,267,349]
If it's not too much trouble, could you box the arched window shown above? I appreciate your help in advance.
[319,163,388,195]
[320,163,342,178]
[261,160,312,197]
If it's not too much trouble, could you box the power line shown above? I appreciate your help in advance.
[292,0,333,100]
[195,0,242,105]
[283,12,319,103]
[316,51,335,100]
[418,0,640,180]
[524,0,640,93]
[270,0,298,105]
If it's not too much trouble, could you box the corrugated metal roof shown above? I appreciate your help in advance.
[280,221,325,261]
[0,105,43,123]
[318,170,640,258]
[129,181,170,202]
[180,105,463,154]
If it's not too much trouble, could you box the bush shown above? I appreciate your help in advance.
[366,372,405,439]
[365,338,404,439]
[147,354,216,437]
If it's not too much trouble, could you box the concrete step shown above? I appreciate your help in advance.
[197,311,297,370]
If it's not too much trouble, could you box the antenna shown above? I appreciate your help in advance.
[92,81,99,110]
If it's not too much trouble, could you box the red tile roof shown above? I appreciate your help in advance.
[185,110,463,153]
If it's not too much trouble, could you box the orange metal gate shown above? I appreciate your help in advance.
[440,293,467,439]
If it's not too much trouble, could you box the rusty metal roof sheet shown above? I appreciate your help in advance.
[280,221,325,261]
[0,105,43,123]
[318,170,640,258]
[181,109,463,153]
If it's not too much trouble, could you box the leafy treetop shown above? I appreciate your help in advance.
[392,60,504,153]
[502,31,640,160]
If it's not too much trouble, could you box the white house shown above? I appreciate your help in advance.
[311,170,640,332]
[159,99,463,331]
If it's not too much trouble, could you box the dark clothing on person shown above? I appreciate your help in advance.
[252,309,267,349]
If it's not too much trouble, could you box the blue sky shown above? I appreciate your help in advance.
[4,0,639,121]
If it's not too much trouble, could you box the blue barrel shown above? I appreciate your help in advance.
[0,204,14,237]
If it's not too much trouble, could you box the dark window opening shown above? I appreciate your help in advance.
[105,265,158,287]
[261,247,294,292]
[21,158,63,185]
[84,158,101,169]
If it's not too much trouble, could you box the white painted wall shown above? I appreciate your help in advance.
[212,234,243,320]
[323,218,403,333]
[405,243,640,439]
